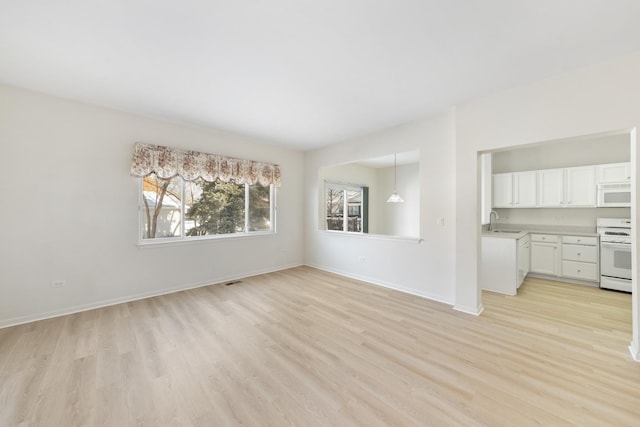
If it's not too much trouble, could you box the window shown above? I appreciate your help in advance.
[325,182,367,233]
[141,173,274,241]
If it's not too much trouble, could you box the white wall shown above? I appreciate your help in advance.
[0,84,304,327]
[455,51,640,357]
[376,163,420,236]
[495,208,630,227]
[304,112,456,304]
[492,134,630,173]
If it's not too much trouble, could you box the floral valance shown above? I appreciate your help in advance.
[130,142,281,187]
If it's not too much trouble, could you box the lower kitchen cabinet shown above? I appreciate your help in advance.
[530,234,560,276]
[481,235,526,296]
[482,232,599,295]
[517,235,530,288]
[560,235,599,282]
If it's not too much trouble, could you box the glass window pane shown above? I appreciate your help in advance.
[249,184,272,231]
[185,179,246,235]
[141,174,183,239]
[326,186,345,231]
[347,189,363,232]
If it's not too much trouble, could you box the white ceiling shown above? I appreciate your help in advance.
[2,1,640,151]
[353,150,420,168]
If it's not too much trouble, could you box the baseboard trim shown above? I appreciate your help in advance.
[630,342,640,362]
[526,273,599,288]
[454,303,484,316]
[305,263,454,306]
[0,263,302,329]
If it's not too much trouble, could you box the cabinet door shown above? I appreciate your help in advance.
[492,173,513,208]
[566,166,596,207]
[530,242,558,275]
[524,242,531,276]
[517,240,531,288]
[537,169,564,207]
[514,171,537,207]
[598,162,631,183]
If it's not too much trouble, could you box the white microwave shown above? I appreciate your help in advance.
[597,182,631,207]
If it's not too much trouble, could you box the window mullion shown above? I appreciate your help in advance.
[245,183,250,233]
[271,184,275,233]
[181,179,186,238]
[343,189,348,232]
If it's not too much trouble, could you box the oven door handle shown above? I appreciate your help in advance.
[600,242,632,250]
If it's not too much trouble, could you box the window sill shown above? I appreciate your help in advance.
[137,231,276,248]
[320,230,423,244]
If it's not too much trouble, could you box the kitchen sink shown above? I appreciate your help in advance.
[492,230,521,234]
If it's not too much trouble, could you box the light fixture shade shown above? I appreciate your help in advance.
[387,192,404,203]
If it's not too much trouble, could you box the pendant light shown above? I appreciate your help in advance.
[387,153,404,203]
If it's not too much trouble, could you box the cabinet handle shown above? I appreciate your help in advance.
[577,253,581,256]
[577,269,581,272]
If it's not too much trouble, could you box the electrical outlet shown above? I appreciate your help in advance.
[51,280,65,288]
[359,256,366,262]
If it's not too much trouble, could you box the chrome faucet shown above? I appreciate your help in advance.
[488,210,499,231]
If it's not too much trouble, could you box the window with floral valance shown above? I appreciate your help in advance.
[130,142,281,186]
[130,142,279,242]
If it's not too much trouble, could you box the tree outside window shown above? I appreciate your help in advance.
[141,174,274,241]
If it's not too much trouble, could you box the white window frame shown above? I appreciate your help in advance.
[325,181,365,233]
[138,177,276,245]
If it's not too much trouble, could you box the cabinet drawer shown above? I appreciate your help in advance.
[562,235,598,246]
[562,244,598,263]
[561,260,598,281]
[531,234,559,243]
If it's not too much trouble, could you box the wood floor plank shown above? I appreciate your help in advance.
[0,267,638,426]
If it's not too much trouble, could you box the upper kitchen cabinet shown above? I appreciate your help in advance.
[537,166,597,208]
[492,171,537,208]
[566,166,596,207]
[514,171,537,207]
[493,173,513,208]
[537,168,564,207]
[597,162,631,183]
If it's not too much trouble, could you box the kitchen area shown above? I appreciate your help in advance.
[480,132,632,296]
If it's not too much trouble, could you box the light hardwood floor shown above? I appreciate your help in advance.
[1,267,638,426]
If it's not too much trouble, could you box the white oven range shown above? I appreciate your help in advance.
[597,218,632,293]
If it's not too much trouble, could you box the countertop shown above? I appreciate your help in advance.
[482,223,598,239]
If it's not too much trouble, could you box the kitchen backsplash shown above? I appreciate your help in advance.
[494,207,630,227]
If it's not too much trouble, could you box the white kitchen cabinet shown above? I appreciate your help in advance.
[597,162,631,183]
[481,233,529,296]
[538,167,596,208]
[492,173,513,208]
[517,235,531,288]
[565,166,596,207]
[537,169,564,207]
[513,171,537,207]
[530,234,560,276]
[493,171,536,208]
[560,235,599,283]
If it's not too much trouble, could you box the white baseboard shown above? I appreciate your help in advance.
[305,263,454,306]
[454,303,484,316]
[630,342,640,362]
[0,263,302,329]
